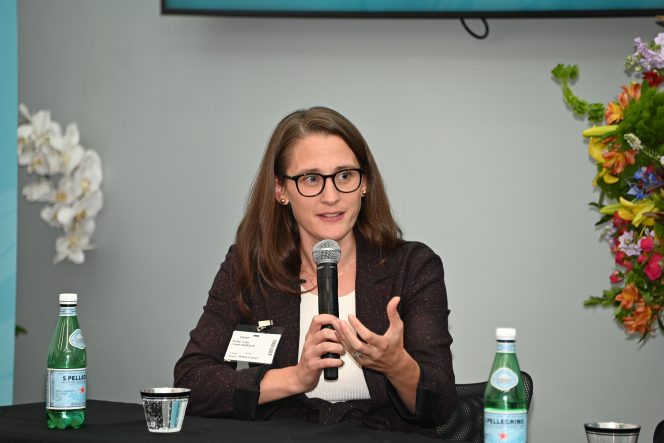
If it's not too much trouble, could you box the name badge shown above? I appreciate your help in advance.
[224,323,283,365]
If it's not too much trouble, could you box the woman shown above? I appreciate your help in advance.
[174,107,456,435]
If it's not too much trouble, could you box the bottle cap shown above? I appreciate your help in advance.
[496,327,516,340]
[59,293,78,304]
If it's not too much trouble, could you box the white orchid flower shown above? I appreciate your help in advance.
[54,231,93,265]
[54,175,80,205]
[78,190,103,219]
[40,204,63,228]
[74,150,103,194]
[19,103,31,121]
[54,191,103,229]
[55,206,75,227]
[50,123,84,174]
[22,180,54,202]
[17,107,64,175]
[18,105,103,265]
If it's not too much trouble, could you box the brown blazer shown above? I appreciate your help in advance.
[174,233,456,436]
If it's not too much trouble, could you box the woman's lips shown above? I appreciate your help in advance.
[317,211,344,222]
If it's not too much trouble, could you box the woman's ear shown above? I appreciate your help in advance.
[275,178,288,205]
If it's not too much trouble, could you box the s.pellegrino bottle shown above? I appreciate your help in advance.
[483,327,527,443]
[46,293,87,429]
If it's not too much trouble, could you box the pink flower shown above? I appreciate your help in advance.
[637,254,648,264]
[643,71,664,88]
[610,271,623,283]
[612,212,629,228]
[614,250,635,271]
[640,236,654,252]
[645,254,664,281]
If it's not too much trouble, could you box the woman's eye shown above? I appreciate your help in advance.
[301,175,321,186]
[336,170,353,181]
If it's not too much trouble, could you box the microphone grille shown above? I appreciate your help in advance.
[312,239,341,264]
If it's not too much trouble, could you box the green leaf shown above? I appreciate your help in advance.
[593,213,612,227]
[15,325,27,336]
[584,291,617,307]
[551,64,606,124]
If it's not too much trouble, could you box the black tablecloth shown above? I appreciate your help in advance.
[0,400,454,443]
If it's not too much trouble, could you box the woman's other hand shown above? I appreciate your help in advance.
[333,296,420,412]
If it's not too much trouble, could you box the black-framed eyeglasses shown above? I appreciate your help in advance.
[281,168,365,197]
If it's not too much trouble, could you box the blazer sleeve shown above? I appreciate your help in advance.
[385,243,457,426]
[173,247,272,419]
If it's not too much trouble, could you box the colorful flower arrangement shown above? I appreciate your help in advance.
[17,104,103,264]
[552,33,664,341]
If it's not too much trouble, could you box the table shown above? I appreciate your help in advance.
[0,400,455,443]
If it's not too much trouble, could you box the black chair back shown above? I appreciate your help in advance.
[435,371,533,442]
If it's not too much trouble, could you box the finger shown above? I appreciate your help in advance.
[303,352,345,370]
[385,297,403,331]
[332,320,359,353]
[301,336,345,362]
[334,320,368,355]
[318,356,345,368]
[316,327,340,343]
[315,341,346,356]
[314,313,340,327]
[347,314,378,345]
[306,314,339,336]
[334,318,367,348]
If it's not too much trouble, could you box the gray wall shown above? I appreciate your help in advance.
[15,1,664,441]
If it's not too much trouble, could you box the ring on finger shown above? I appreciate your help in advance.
[352,351,363,360]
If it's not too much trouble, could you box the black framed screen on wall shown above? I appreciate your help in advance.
[161,0,664,18]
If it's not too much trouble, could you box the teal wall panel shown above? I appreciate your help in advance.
[0,0,18,406]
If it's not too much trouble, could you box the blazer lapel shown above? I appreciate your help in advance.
[355,233,394,407]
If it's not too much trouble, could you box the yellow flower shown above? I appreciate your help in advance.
[582,125,618,138]
[588,137,619,184]
[600,197,657,227]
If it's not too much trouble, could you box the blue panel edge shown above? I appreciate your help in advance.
[0,0,18,407]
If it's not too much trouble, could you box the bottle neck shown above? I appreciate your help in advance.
[496,339,516,353]
[59,304,78,317]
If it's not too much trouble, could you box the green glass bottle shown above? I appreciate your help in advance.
[46,293,87,429]
[483,327,527,443]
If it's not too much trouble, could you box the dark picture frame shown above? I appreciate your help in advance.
[161,0,663,18]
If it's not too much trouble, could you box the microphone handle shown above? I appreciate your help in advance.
[317,262,339,380]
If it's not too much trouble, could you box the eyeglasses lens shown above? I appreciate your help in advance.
[297,170,362,197]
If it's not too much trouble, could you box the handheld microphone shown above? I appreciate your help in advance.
[312,239,341,381]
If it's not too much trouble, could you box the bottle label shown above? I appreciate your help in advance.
[496,341,516,353]
[59,306,77,317]
[484,410,527,443]
[46,368,87,410]
[490,367,518,391]
[69,329,86,349]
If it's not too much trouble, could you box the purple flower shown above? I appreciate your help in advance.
[654,33,664,46]
[629,34,664,72]
[618,231,641,256]
[628,167,663,200]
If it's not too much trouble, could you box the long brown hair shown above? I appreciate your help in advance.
[234,107,403,318]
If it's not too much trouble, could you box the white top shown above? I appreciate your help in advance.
[496,327,517,340]
[298,289,371,402]
[59,293,77,303]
